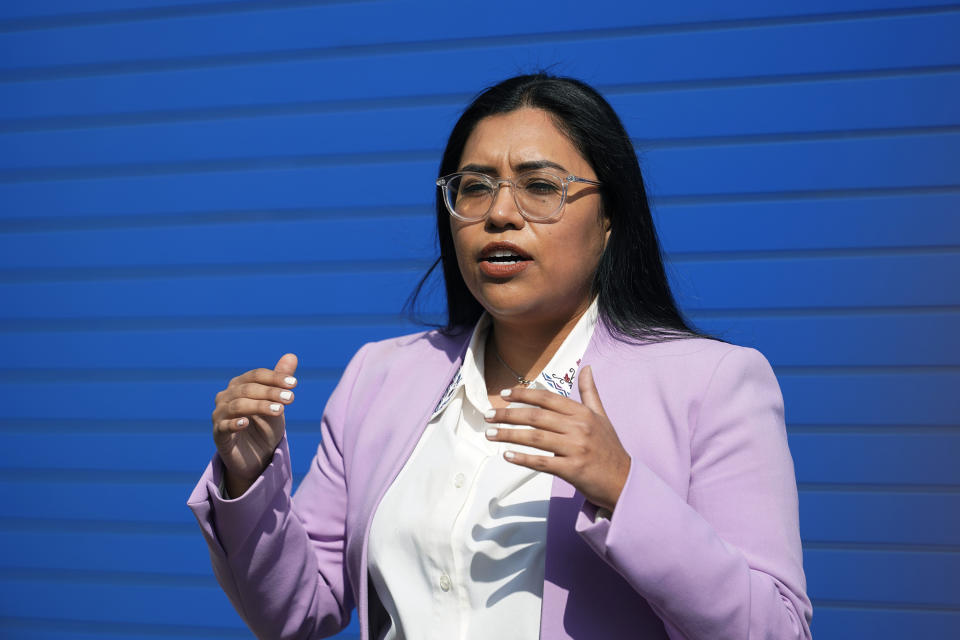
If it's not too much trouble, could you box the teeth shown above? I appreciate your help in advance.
[488,250,521,258]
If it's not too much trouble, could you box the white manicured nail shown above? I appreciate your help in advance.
[504,451,516,460]
[483,409,496,420]
[500,389,512,398]
[236,418,247,427]
[485,428,498,438]
[269,403,281,413]
[284,376,297,386]
[279,390,292,400]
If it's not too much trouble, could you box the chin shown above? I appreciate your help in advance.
[466,276,591,326]
[479,295,568,327]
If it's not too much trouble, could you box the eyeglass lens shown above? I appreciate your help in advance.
[446,172,564,220]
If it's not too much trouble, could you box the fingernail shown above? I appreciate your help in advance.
[279,390,292,401]
[269,403,281,413]
[483,409,496,420]
[236,418,247,427]
[500,389,512,398]
[485,428,498,438]
[504,451,516,460]
[284,376,297,386]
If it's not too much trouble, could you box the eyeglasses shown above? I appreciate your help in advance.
[436,170,601,222]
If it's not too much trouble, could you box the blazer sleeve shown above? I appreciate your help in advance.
[575,346,813,640]
[186,343,372,640]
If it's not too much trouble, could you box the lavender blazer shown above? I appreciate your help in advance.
[188,322,812,639]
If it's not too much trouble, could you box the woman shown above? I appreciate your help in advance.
[189,74,812,639]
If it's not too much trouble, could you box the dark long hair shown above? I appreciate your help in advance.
[408,73,702,342]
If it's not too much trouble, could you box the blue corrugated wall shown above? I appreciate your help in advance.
[1,1,958,638]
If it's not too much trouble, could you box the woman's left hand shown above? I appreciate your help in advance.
[484,365,631,512]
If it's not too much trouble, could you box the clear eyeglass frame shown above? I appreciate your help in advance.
[436,170,602,222]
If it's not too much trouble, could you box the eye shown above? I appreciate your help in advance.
[520,175,561,195]
[458,176,494,197]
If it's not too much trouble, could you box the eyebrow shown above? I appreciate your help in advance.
[458,160,570,175]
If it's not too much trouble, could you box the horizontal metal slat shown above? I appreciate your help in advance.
[0,160,439,219]
[0,268,430,318]
[0,0,252,24]
[0,529,208,575]
[0,576,250,628]
[2,12,958,122]
[2,193,958,270]
[696,312,960,367]
[2,1,957,71]
[0,377,342,421]
[0,323,416,370]
[673,252,960,311]
[800,490,960,546]
[4,71,960,170]
[1,525,958,594]
[2,471,958,545]
[655,192,960,253]
[0,311,956,369]
[779,370,960,425]
[0,542,955,615]
[0,366,956,425]
[0,624,257,640]
[3,134,957,219]
[12,253,960,320]
[2,430,958,487]
[789,432,960,485]
[0,215,439,268]
[809,607,960,639]
[805,548,960,607]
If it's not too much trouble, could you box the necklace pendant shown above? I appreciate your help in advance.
[493,346,534,387]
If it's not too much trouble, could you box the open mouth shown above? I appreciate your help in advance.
[482,250,528,264]
[479,243,532,263]
[478,243,532,277]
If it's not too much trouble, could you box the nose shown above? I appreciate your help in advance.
[486,179,525,229]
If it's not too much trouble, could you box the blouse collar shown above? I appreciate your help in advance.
[432,298,599,417]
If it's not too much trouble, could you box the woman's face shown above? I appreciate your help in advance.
[451,107,609,327]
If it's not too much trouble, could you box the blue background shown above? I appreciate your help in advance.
[1,0,958,638]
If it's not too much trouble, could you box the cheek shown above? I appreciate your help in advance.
[553,220,607,266]
[450,226,476,282]
[578,226,609,284]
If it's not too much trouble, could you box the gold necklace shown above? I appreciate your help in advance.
[493,346,534,385]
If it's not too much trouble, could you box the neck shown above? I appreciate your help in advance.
[486,301,592,386]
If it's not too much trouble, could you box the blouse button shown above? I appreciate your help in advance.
[454,473,466,488]
[439,573,451,592]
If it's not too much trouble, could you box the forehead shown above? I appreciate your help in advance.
[459,107,591,174]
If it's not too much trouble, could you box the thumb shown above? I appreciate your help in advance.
[274,353,299,376]
[577,365,608,417]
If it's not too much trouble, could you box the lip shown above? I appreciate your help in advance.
[478,241,532,261]
[477,241,532,279]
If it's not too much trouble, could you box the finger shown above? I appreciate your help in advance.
[502,449,560,474]
[577,365,608,418]
[226,382,294,404]
[485,425,570,456]
[233,367,298,390]
[214,416,249,436]
[498,386,579,415]
[225,397,286,419]
[213,383,293,424]
[274,353,298,378]
[483,406,569,433]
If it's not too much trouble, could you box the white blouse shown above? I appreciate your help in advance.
[367,301,598,640]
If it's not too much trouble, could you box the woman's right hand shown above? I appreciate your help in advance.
[211,353,299,498]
